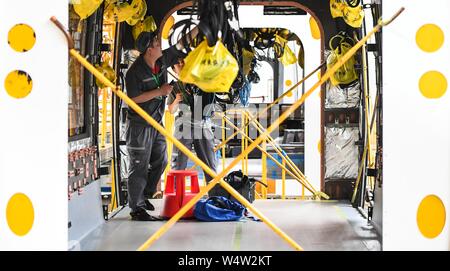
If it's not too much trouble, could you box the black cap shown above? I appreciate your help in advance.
[136,31,157,54]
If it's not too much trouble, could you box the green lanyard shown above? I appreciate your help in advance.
[151,73,164,101]
[152,73,161,88]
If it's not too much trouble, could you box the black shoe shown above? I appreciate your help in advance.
[130,209,154,221]
[144,199,155,211]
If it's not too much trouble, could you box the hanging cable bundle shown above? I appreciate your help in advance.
[247,58,260,84]
[327,32,358,86]
[132,15,157,41]
[126,0,147,26]
[104,0,145,24]
[275,34,297,66]
[330,0,365,28]
[197,0,228,46]
[71,0,104,20]
[171,0,245,95]
[168,0,233,53]
[251,28,302,62]
[253,28,282,56]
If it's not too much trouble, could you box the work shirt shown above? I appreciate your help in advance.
[125,45,185,125]
[167,82,216,124]
[167,81,193,111]
[167,81,217,140]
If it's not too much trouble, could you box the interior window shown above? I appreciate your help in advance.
[68,6,87,138]
[249,60,274,104]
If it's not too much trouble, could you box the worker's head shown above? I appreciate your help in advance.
[136,31,162,59]
[171,58,185,75]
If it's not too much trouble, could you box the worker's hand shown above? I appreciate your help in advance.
[159,84,173,96]
[175,93,183,102]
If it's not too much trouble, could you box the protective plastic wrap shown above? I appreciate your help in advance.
[68,138,92,153]
[120,121,130,179]
[325,127,359,179]
[325,81,361,108]
[323,49,360,108]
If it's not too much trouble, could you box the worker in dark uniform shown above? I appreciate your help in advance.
[125,29,198,221]
[167,59,222,196]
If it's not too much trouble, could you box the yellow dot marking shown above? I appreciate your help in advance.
[416,24,444,53]
[417,195,446,239]
[8,24,36,52]
[6,193,35,237]
[419,71,447,99]
[285,80,292,87]
[162,16,175,40]
[318,140,321,153]
[286,90,293,97]
[309,17,320,40]
[4,70,33,99]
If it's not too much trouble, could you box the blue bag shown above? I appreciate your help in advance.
[194,196,245,222]
[239,79,251,107]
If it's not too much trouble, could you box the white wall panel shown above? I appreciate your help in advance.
[0,0,68,250]
[384,0,450,250]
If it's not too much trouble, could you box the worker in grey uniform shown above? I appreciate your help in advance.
[125,29,198,221]
[167,59,222,196]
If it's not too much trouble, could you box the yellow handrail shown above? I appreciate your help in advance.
[100,88,108,148]
[219,113,314,194]
[361,32,375,191]
[244,111,319,197]
[213,62,325,153]
[109,158,117,212]
[241,112,246,174]
[50,17,304,252]
[163,110,175,189]
[221,116,226,170]
[140,7,406,249]
[262,139,268,199]
[52,7,403,251]
[282,159,286,200]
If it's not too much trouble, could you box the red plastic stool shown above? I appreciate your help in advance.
[161,170,200,219]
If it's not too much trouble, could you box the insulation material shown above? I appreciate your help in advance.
[68,138,92,153]
[120,121,130,179]
[325,127,359,179]
[325,81,361,108]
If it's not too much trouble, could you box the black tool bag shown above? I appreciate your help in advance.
[221,170,267,203]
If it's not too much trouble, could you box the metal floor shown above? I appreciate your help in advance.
[79,200,381,251]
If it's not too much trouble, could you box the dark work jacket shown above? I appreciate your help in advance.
[125,45,185,126]
[167,81,216,122]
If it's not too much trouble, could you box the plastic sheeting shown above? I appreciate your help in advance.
[120,120,130,179]
[325,127,359,179]
[325,81,361,108]
[68,138,92,153]
[323,50,361,109]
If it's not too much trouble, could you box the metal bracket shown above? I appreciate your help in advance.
[367,43,378,52]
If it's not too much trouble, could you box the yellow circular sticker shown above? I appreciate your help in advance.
[416,24,444,53]
[5,70,33,99]
[419,71,447,99]
[309,17,320,40]
[417,195,446,239]
[8,24,36,52]
[6,193,35,236]
[162,16,175,40]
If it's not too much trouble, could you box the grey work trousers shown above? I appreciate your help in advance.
[172,121,223,196]
[126,122,168,212]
